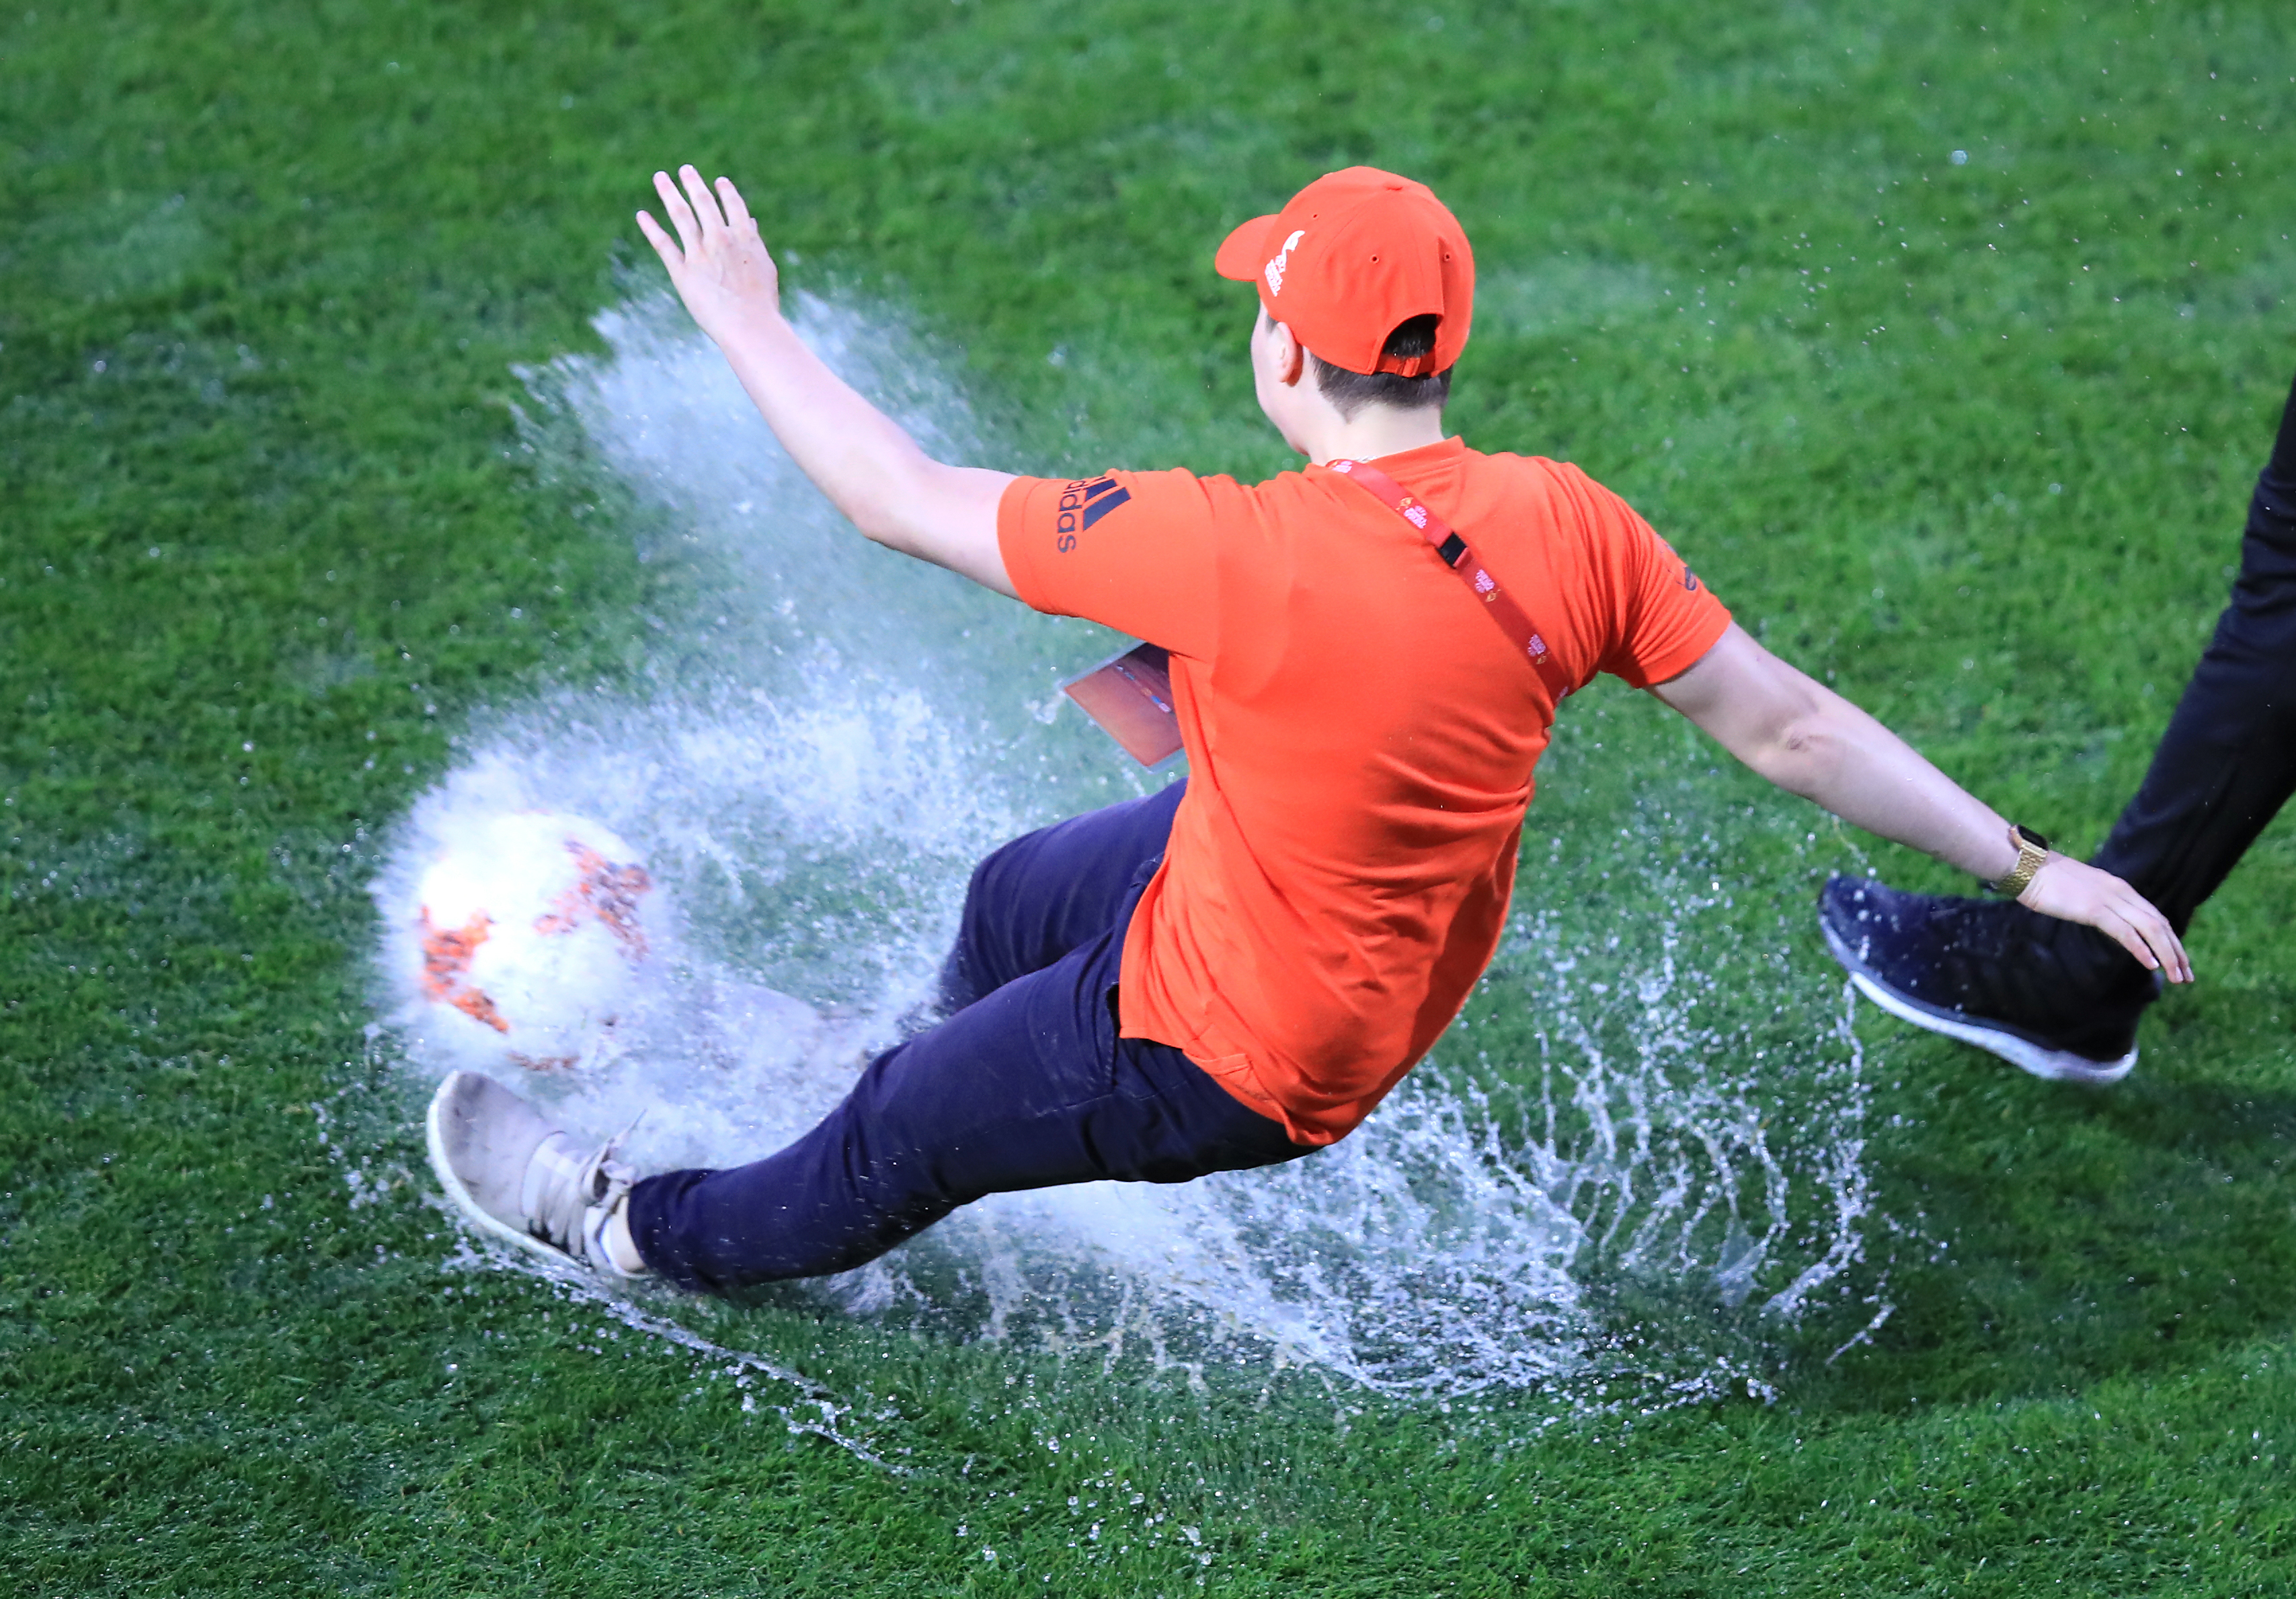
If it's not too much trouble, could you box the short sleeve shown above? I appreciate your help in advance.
[1582,477,1733,688]
[997,468,1224,660]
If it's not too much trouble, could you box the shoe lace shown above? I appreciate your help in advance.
[528,1115,643,1261]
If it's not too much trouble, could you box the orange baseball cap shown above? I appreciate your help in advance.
[1214,167,1474,378]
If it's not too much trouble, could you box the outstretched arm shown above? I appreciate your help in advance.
[636,166,1017,597]
[1649,623,2192,982]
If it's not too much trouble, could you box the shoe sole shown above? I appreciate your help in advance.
[1820,921,2136,1086]
[424,1072,585,1268]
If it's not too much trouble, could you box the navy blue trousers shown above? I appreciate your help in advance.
[2009,370,2296,999]
[626,779,1308,1294]
[2088,368,2296,933]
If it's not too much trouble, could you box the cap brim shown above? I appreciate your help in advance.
[1214,214,1277,282]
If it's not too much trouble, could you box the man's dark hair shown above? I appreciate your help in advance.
[1309,315,1452,420]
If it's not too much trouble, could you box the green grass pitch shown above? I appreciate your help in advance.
[7,0,2296,1592]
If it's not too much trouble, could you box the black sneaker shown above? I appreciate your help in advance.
[1817,875,2162,1085]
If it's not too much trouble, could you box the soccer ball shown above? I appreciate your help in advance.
[409,810,658,1072]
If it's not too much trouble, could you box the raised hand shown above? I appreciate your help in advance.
[635,165,780,344]
[2018,855,2192,984]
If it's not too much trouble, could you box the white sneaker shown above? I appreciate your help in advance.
[425,1070,645,1274]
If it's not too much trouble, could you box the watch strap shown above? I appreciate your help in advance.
[1989,824,2053,897]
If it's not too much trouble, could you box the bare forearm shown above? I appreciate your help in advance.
[710,309,1012,590]
[637,167,1015,594]
[1755,682,2188,979]
[1654,628,2019,880]
[710,308,943,544]
[1750,690,2018,882]
[1652,625,2189,979]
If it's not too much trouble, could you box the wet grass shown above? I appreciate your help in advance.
[7,0,2296,1592]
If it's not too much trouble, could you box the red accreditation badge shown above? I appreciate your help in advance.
[1060,641,1183,767]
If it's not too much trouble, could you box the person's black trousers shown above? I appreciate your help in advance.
[625,779,1308,1294]
[2089,370,2296,934]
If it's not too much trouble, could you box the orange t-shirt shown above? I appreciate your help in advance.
[998,436,1730,1145]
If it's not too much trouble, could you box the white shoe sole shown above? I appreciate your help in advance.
[1823,924,2137,1086]
[424,1072,585,1267]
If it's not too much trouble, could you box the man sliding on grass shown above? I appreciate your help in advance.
[426,165,2189,1290]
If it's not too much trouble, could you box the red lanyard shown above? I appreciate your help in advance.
[1329,459,1573,701]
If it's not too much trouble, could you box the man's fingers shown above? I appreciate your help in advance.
[654,169,701,255]
[2103,901,2191,984]
[2037,863,2196,984]
[715,175,757,235]
[2146,914,2192,984]
[2149,923,2186,988]
[2130,906,2188,984]
[678,164,723,238]
[635,210,682,271]
[2143,925,2188,985]
[2114,888,2192,983]
[2098,910,2160,974]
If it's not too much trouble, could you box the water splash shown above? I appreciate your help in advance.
[362,290,1893,1407]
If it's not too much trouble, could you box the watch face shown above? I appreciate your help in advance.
[2015,824,2052,853]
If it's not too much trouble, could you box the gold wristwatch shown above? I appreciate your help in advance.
[1987,823,2052,896]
